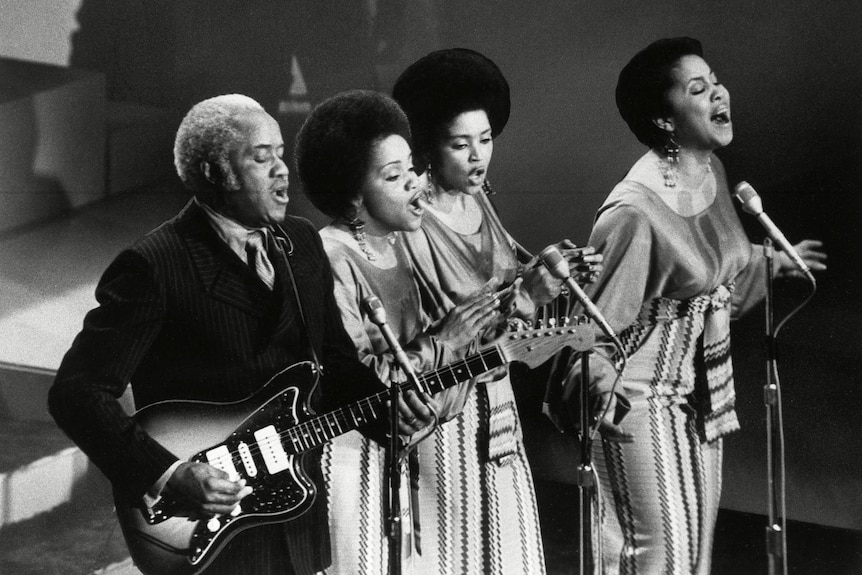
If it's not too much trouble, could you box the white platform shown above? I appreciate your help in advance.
[0,188,189,372]
[96,559,142,575]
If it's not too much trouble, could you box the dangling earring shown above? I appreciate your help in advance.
[424,165,435,204]
[344,208,375,261]
[482,178,494,196]
[661,134,680,188]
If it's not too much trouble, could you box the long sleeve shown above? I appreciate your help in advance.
[555,202,657,404]
[48,250,178,499]
[730,243,768,319]
[586,203,655,337]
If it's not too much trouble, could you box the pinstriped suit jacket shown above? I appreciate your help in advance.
[49,199,384,573]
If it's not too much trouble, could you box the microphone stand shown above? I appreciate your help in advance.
[576,348,597,575]
[763,238,788,575]
[539,246,620,575]
[386,362,403,575]
[552,317,600,575]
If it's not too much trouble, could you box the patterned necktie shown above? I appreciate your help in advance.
[246,229,276,290]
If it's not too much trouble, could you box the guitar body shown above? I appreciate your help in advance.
[115,362,320,575]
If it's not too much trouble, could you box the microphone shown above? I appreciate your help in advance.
[362,295,427,396]
[540,246,620,347]
[733,181,815,283]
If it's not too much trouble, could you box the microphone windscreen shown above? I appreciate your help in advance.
[539,246,569,279]
[733,181,763,215]
[362,295,387,325]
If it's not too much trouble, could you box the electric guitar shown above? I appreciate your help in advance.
[115,323,594,575]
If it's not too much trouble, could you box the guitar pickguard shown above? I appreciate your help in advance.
[185,384,318,564]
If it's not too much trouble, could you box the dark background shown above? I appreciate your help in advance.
[64,0,862,531]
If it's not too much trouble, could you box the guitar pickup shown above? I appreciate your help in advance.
[254,425,291,474]
[237,441,258,478]
[205,445,240,481]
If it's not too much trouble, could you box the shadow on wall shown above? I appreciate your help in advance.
[66,0,395,226]
[68,0,379,112]
[0,62,70,235]
[69,0,176,107]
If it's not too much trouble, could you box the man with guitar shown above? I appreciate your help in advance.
[48,94,433,575]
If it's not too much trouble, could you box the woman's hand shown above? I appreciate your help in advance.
[776,239,827,279]
[565,245,604,286]
[394,389,436,436]
[520,263,562,308]
[435,292,501,350]
[592,391,634,443]
[549,239,604,285]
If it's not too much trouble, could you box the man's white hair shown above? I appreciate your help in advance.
[173,94,266,195]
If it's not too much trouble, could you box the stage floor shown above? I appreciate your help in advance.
[0,479,859,574]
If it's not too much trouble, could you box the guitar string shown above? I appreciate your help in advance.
[203,347,500,467]
[202,328,574,473]
[201,345,506,470]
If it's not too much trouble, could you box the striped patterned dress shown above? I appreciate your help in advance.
[404,192,546,574]
[320,225,543,574]
[582,152,767,574]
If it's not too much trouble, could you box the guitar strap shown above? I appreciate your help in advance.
[271,226,322,386]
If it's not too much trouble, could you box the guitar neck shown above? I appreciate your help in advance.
[286,345,506,452]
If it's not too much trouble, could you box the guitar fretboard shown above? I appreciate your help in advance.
[284,345,506,452]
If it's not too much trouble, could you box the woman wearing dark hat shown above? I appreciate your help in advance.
[573,38,826,573]
[393,48,601,574]
[295,89,503,573]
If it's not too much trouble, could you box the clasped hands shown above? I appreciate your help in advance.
[520,239,604,308]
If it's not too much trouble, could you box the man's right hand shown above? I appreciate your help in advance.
[166,461,253,517]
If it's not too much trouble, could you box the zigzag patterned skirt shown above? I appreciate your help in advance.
[321,380,546,574]
[594,396,723,575]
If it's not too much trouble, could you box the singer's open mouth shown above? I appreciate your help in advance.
[711,111,730,125]
[467,168,486,185]
[408,193,425,214]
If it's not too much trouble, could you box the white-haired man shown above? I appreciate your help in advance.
[50,95,431,574]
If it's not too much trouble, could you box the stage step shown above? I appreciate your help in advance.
[0,495,138,575]
[0,366,136,528]
[0,420,89,528]
[96,558,141,575]
[0,419,140,574]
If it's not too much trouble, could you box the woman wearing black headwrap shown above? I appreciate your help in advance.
[393,48,601,575]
